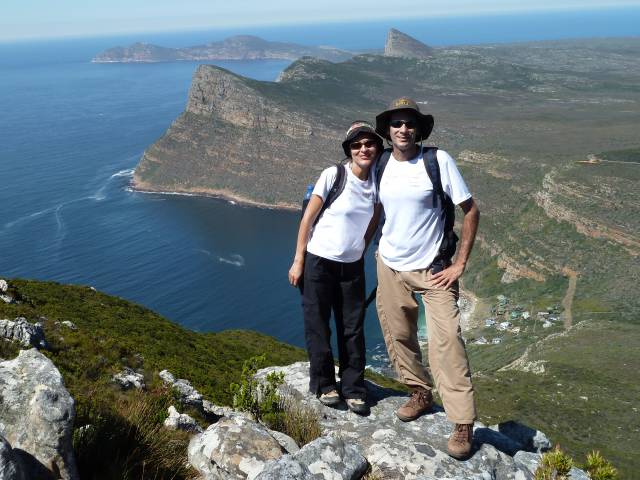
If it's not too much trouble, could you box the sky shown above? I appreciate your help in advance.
[3,0,640,42]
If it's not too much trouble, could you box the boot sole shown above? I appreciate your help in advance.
[447,448,472,460]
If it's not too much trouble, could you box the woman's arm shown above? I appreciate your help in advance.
[288,194,324,286]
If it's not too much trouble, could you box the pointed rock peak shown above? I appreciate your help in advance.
[384,28,434,59]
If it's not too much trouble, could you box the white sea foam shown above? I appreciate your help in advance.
[217,254,245,267]
[4,207,54,229]
[195,249,245,268]
[111,168,135,178]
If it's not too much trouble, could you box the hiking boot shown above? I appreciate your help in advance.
[396,388,433,422]
[346,398,370,416]
[447,423,474,459]
[318,389,341,407]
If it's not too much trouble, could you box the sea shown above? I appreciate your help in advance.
[1,7,639,370]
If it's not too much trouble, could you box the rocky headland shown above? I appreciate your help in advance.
[92,35,355,63]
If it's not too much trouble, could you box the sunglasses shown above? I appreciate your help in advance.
[389,119,417,129]
[350,140,377,150]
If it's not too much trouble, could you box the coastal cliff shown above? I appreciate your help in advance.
[133,63,346,208]
[93,35,354,63]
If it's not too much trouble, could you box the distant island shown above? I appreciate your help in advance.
[92,35,356,63]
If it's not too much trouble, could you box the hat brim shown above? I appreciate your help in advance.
[341,128,384,158]
[375,108,434,142]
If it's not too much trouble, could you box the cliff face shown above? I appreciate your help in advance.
[384,28,434,59]
[134,64,344,208]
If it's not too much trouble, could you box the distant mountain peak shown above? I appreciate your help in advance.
[384,28,434,59]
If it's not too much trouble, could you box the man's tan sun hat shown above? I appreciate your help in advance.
[375,97,434,142]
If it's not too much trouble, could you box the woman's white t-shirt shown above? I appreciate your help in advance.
[306,164,376,263]
[378,149,471,271]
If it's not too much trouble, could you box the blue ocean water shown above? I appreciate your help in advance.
[1,9,639,368]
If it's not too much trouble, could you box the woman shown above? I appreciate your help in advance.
[288,121,382,415]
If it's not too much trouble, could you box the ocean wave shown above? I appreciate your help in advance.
[4,207,54,229]
[195,249,245,268]
[218,254,245,267]
[110,168,135,178]
[90,168,136,201]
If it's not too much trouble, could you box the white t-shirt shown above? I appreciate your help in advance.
[378,149,471,271]
[306,164,377,263]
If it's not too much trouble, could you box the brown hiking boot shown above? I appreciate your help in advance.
[447,423,474,459]
[396,388,433,422]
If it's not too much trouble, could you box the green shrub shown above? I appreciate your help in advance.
[534,446,573,480]
[229,354,322,446]
[584,451,619,480]
[230,354,284,424]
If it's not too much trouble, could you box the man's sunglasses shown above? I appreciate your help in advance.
[389,120,417,129]
[350,140,377,150]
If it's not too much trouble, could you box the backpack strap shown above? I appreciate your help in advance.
[375,148,392,200]
[314,164,347,226]
[422,146,458,265]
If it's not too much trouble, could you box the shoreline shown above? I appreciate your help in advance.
[129,179,298,212]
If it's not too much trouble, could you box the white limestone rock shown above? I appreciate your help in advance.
[253,362,590,480]
[112,367,146,390]
[267,430,299,454]
[188,414,284,479]
[0,349,78,480]
[159,369,203,408]
[0,318,47,349]
[0,280,8,294]
[164,406,203,433]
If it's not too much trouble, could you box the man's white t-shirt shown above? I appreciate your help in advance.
[378,149,471,271]
[306,164,376,263]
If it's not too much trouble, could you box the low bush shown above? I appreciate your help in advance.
[230,354,322,446]
[584,450,619,480]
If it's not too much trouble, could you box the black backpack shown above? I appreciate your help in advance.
[376,146,459,269]
[301,164,348,226]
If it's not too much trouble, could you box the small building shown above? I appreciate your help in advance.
[497,321,512,330]
[492,337,503,344]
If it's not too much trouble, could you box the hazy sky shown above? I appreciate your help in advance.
[3,0,640,41]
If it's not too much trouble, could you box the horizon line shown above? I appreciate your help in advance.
[2,4,640,44]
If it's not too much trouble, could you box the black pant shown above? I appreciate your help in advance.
[301,252,367,399]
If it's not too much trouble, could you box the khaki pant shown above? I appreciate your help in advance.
[376,253,477,424]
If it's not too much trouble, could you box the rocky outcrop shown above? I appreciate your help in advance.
[112,367,145,390]
[164,406,202,433]
[0,318,47,349]
[256,436,367,480]
[384,28,434,59]
[93,36,354,63]
[188,414,285,479]
[250,362,589,480]
[0,349,78,480]
[159,369,232,420]
[159,369,204,408]
[133,63,341,207]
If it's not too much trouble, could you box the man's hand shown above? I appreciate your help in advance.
[430,261,465,289]
[288,259,304,287]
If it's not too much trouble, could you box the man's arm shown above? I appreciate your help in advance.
[430,197,479,289]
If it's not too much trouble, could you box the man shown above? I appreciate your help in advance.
[374,97,479,459]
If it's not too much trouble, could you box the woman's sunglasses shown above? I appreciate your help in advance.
[350,140,378,150]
